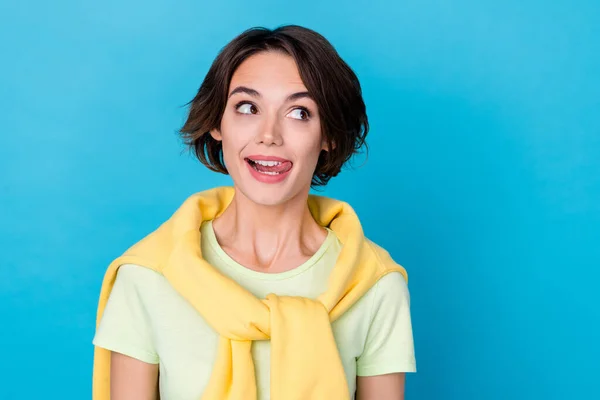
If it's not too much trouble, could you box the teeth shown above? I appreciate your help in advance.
[249,161,283,175]
[254,160,282,167]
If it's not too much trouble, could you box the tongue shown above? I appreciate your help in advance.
[253,161,292,173]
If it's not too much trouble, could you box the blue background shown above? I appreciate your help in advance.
[1,1,598,399]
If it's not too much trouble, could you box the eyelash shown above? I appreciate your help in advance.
[233,101,312,120]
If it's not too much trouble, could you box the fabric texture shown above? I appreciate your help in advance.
[92,186,408,400]
[93,221,416,399]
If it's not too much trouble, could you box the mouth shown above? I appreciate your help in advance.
[245,157,293,175]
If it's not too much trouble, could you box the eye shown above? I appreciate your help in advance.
[287,107,310,121]
[236,102,258,115]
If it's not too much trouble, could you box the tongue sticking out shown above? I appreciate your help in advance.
[249,160,293,174]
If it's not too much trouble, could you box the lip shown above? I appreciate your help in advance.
[244,155,293,184]
[245,155,291,162]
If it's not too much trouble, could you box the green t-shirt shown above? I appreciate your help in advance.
[93,220,416,399]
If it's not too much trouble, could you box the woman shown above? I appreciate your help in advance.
[92,25,416,400]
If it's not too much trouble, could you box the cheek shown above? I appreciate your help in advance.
[288,126,323,163]
[304,123,324,155]
[220,114,256,152]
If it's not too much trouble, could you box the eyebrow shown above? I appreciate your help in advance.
[228,86,314,102]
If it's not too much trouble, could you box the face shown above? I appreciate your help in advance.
[210,51,327,206]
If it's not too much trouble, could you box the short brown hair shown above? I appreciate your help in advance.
[179,25,369,187]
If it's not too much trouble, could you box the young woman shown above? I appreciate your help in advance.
[92,25,416,400]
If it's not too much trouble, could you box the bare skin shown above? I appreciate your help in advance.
[211,185,327,273]
[110,353,158,400]
[357,373,406,400]
[110,50,405,399]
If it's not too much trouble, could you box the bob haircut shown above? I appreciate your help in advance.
[179,24,369,187]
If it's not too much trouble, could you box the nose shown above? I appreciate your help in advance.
[254,114,283,146]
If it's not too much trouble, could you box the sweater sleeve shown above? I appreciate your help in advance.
[356,271,416,376]
[92,264,160,364]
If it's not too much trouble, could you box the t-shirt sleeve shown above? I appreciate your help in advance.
[92,264,159,364]
[356,271,416,376]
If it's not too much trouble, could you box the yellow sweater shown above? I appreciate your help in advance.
[92,186,407,400]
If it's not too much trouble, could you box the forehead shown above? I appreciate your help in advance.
[229,51,308,94]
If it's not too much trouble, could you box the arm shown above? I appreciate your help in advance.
[356,373,405,400]
[111,352,159,400]
[355,272,416,399]
[93,265,162,399]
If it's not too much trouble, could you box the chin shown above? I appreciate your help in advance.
[232,171,311,208]
[248,194,291,207]
[236,181,299,207]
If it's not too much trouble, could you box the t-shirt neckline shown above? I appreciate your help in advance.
[202,219,336,281]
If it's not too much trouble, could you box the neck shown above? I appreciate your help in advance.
[211,186,328,272]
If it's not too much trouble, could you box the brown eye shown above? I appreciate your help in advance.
[287,108,310,120]
[237,103,258,114]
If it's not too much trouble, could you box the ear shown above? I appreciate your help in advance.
[321,138,335,152]
[210,128,222,141]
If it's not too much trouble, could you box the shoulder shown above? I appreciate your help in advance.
[360,236,411,308]
[112,263,168,295]
[372,271,410,308]
[365,236,409,283]
[375,271,408,291]
[116,263,163,281]
[353,271,410,329]
[104,263,181,317]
